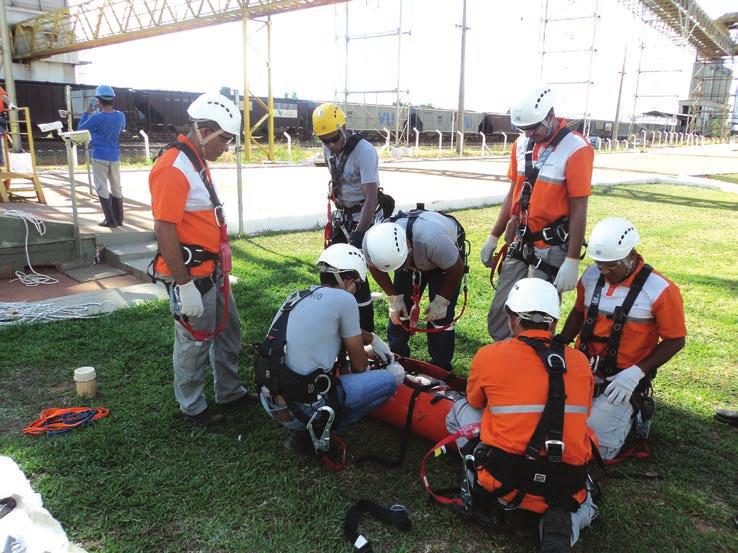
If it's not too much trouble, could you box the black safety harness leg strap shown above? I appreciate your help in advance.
[344,500,411,553]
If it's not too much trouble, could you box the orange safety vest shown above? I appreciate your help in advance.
[467,329,596,513]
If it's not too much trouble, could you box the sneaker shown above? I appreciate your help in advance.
[284,430,316,456]
[540,507,572,553]
[184,407,224,427]
[219,392,260,412]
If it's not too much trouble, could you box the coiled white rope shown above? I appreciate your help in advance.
[0,301,116,327]
[4,209,59,286]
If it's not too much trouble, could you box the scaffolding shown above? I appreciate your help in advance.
[339,0,410,145]
[618,0,737,138]
[538,0,600,136]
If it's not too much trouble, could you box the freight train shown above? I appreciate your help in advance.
[9,79,677,148]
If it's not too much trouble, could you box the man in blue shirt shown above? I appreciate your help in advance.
[78,85,126,228]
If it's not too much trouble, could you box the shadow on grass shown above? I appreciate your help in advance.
[595,186,738,211]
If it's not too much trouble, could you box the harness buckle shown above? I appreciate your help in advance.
[531,255,544,270]
[307,405,335,454]
[541,226,555,243]
[544,439,564,462]
[546,353,566,373]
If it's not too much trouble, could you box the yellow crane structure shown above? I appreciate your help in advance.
[9,0,349,160]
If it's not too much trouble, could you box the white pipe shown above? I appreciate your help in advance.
[657,131,662,145]
[700,135,705,146]
[450,112,455,150]
[678,132,684,144]
[413,126,419,152]
[628,134,636,148]
[640,129,646,147]
[435,129,442,151]
[606,138,612,151]
[139,129,150,161]
[381,127,391,153]
[651,130,656,145]
[282,131,292,161]
[456,131,464,156]
[478,131,487,155]
[496,131,508,155]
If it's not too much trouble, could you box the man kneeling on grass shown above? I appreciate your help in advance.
[557,217,686,460]
[254,244,404,455]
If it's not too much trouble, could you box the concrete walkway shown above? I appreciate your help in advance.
[0,143,735,315]
[2,143,736,238]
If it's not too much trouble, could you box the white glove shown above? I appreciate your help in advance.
[176,280,204,318]
[365,333,394,364]
[388,294,408,325]
[553,257,580,293]
[425,294,450,322]
[8,102,17,110]
[385,360,406,386]
[604,365,645,405]
[480,234,500,268]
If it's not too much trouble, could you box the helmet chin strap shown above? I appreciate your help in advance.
[193,122,221,149]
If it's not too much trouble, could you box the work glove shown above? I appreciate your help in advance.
[349,230,365,250]
[385,360,406,386]
[365,333,394,364]
[176,280,204,319]
[425,294,450,322]
[553,257,580,293]
[480,234,500,268]
[8,102,17,110]
[604,365,645,405]
[388,294,408,326]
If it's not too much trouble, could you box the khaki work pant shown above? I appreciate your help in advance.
[92,159,122,199]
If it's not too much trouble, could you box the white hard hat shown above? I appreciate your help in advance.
[365,223,408,272]
[510,85,555,128]
[187,93,242,136]
[505,278,560,321]
[588,217,640,262]
[317,244,367,282]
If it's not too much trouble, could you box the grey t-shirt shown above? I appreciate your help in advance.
[271,286,362,375]
[364,210,461,272]
[324,134,379,210]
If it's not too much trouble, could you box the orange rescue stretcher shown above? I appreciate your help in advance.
[370,356,467,445]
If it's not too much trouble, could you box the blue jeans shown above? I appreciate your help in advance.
[387,268,460,370]
[260,368,397,434]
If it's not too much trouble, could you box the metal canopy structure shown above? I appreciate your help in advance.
[11,0,348,61]
[619,0,735,59]
[619,0,737,136]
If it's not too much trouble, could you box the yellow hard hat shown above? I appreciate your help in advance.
[313,102,346,137]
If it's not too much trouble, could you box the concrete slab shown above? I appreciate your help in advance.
[3,143,736,240]
[63,263,127,283]
[31,282,168,315]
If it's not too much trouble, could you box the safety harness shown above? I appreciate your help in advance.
[503,127,575,279]
[423,338,590,518]
[253,287,345,460]
[324,131,394,247]
[147,140,232,342]
[579,264,658,454]
[390,208,469,335]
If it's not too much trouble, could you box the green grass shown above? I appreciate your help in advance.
[1,184,737,552]
[711,173,738,185]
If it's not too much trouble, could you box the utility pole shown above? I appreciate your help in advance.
[455,0,468,155]
[613,45,627,141]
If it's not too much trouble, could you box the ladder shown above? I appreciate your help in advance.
[0,107,46,204]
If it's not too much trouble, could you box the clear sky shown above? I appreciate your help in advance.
[75,0,736,121]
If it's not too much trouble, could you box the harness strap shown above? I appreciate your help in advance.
[516,336,567,462]
[329,131,365,204]
[344,500,411,553]
[579,264,653,376]
[390,208,469,335]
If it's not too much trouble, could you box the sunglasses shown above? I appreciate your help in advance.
[320,131,343,145]
[516,122,544,133]
[219,133,235,145]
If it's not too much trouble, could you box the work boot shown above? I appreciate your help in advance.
[540,507,572,553]
[98,197,118,228]
[284,430,316,456]
[219,392,260,412]
[110,195,124,226]
[184,407,224,428]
